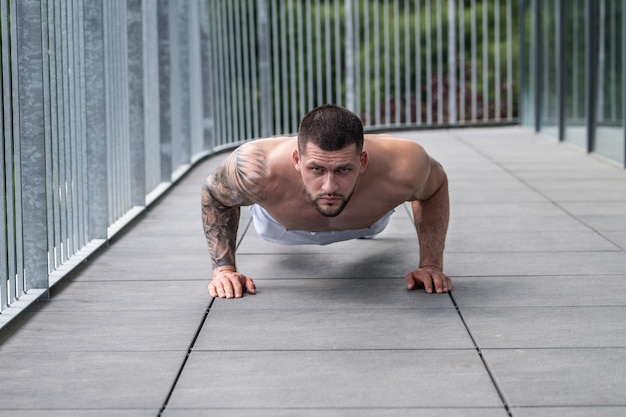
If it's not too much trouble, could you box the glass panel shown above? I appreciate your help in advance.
[563,0,587,148]
[593,0,624,165]
[520,0,535,128]
[540,0,558,137]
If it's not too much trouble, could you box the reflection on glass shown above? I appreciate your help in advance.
[593,0,624,165]
[563,0,587,148]
[521,0,535,128]
[540,0,558,138]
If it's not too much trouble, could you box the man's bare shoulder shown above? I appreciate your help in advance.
[365,133,427,153]
[364,134,431,178]
[219,137,296,203]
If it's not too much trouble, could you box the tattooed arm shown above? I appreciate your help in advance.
[201,142,266,298]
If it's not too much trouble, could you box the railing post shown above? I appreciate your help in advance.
[585,0,598,153]
[623,0,626,167]
[257,0,272,137]
[127,0,147,206]
[16,0,48,292]
[447,0,457,124]
[345,0,355,112]
[199,0,213,150]
[84,0,108,240]
[157,0,173,181]
[171,0,191,171]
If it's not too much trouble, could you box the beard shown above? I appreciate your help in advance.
[306,190,354,217]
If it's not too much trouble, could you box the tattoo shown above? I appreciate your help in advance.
[201,143,267,270]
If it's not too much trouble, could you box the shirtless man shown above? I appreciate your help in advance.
[202,104,451,299]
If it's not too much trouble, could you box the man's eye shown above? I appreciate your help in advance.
[311,167,323,173]
[338,167,351,174]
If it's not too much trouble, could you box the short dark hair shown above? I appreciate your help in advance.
[297,104,364,155]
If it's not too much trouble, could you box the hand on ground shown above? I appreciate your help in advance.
[405,266,452,294]
[209,266,256,298]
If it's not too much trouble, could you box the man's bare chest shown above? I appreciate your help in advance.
[260,192,402,232]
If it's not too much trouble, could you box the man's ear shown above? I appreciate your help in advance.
[293,149,301,171]
[359,150,369,173]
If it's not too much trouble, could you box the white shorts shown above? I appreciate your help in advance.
[249,204,394,245]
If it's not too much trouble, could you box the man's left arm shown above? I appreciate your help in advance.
[406,155,452,294]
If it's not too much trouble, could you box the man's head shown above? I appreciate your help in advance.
[294,104,368,218]
[297,104,364,155]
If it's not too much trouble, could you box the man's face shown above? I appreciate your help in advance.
[293,142,368,217]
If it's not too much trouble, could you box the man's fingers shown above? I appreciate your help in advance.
[433,274,452,293]
[232,279,243,298]
[208,282,217,297]
[245,277,257,294]
[209,272,255,299]
[405,273,416,290]
[406,269,452,294]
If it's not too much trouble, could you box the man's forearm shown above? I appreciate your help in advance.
[412,178,449,269]
[201,187,240,270]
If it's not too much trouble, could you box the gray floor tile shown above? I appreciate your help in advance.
[0,351,181,409]
[533,180,626,202]
[445,231,619,252]
[483,348,626,407]
[450,183,547,204]
[511,406,626,417]
[196,307,472,350]
[451,202,571,217]
[448,215,594,234]
[162,408,509,417]
[574,215,626,232]
[446,251,626,277]
[0,411,156,417]
[461,306,626,348]
[450,275,626,307]
[43,280,210,312]
[211,278,454,310]
[605,231,626,250]
[72,260,210,282]
[168,350,503,409]
[0,309,202,352]
[557,201,626,216]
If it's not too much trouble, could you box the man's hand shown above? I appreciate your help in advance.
[405,266,452,294]
[209,266,256,298]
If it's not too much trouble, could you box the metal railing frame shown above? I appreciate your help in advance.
[1,0,518,327]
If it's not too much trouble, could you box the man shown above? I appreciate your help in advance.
[202,104,451,299]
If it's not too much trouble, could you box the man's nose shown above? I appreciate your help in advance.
[321,173,338,193]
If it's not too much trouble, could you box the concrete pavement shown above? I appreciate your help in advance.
[1,127,625,417]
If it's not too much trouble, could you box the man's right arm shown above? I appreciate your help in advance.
[201,143,266,298]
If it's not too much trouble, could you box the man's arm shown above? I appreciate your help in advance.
[201,142,266,298]
[405,152,452,294]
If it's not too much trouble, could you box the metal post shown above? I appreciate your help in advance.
[345,0,355,112]
[623,0,626,166]
[16,0,48,291]
[534,0,542,132]
[557,0,566,141]
[586,0,598,153]
[83,0,107,240]
[127,0,146,206]
[257,0,272,137]
[448,0,457,124]
[199,0,213,148]
[157,0,172,180]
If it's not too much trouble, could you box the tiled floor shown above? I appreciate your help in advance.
[1,127,625,417]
